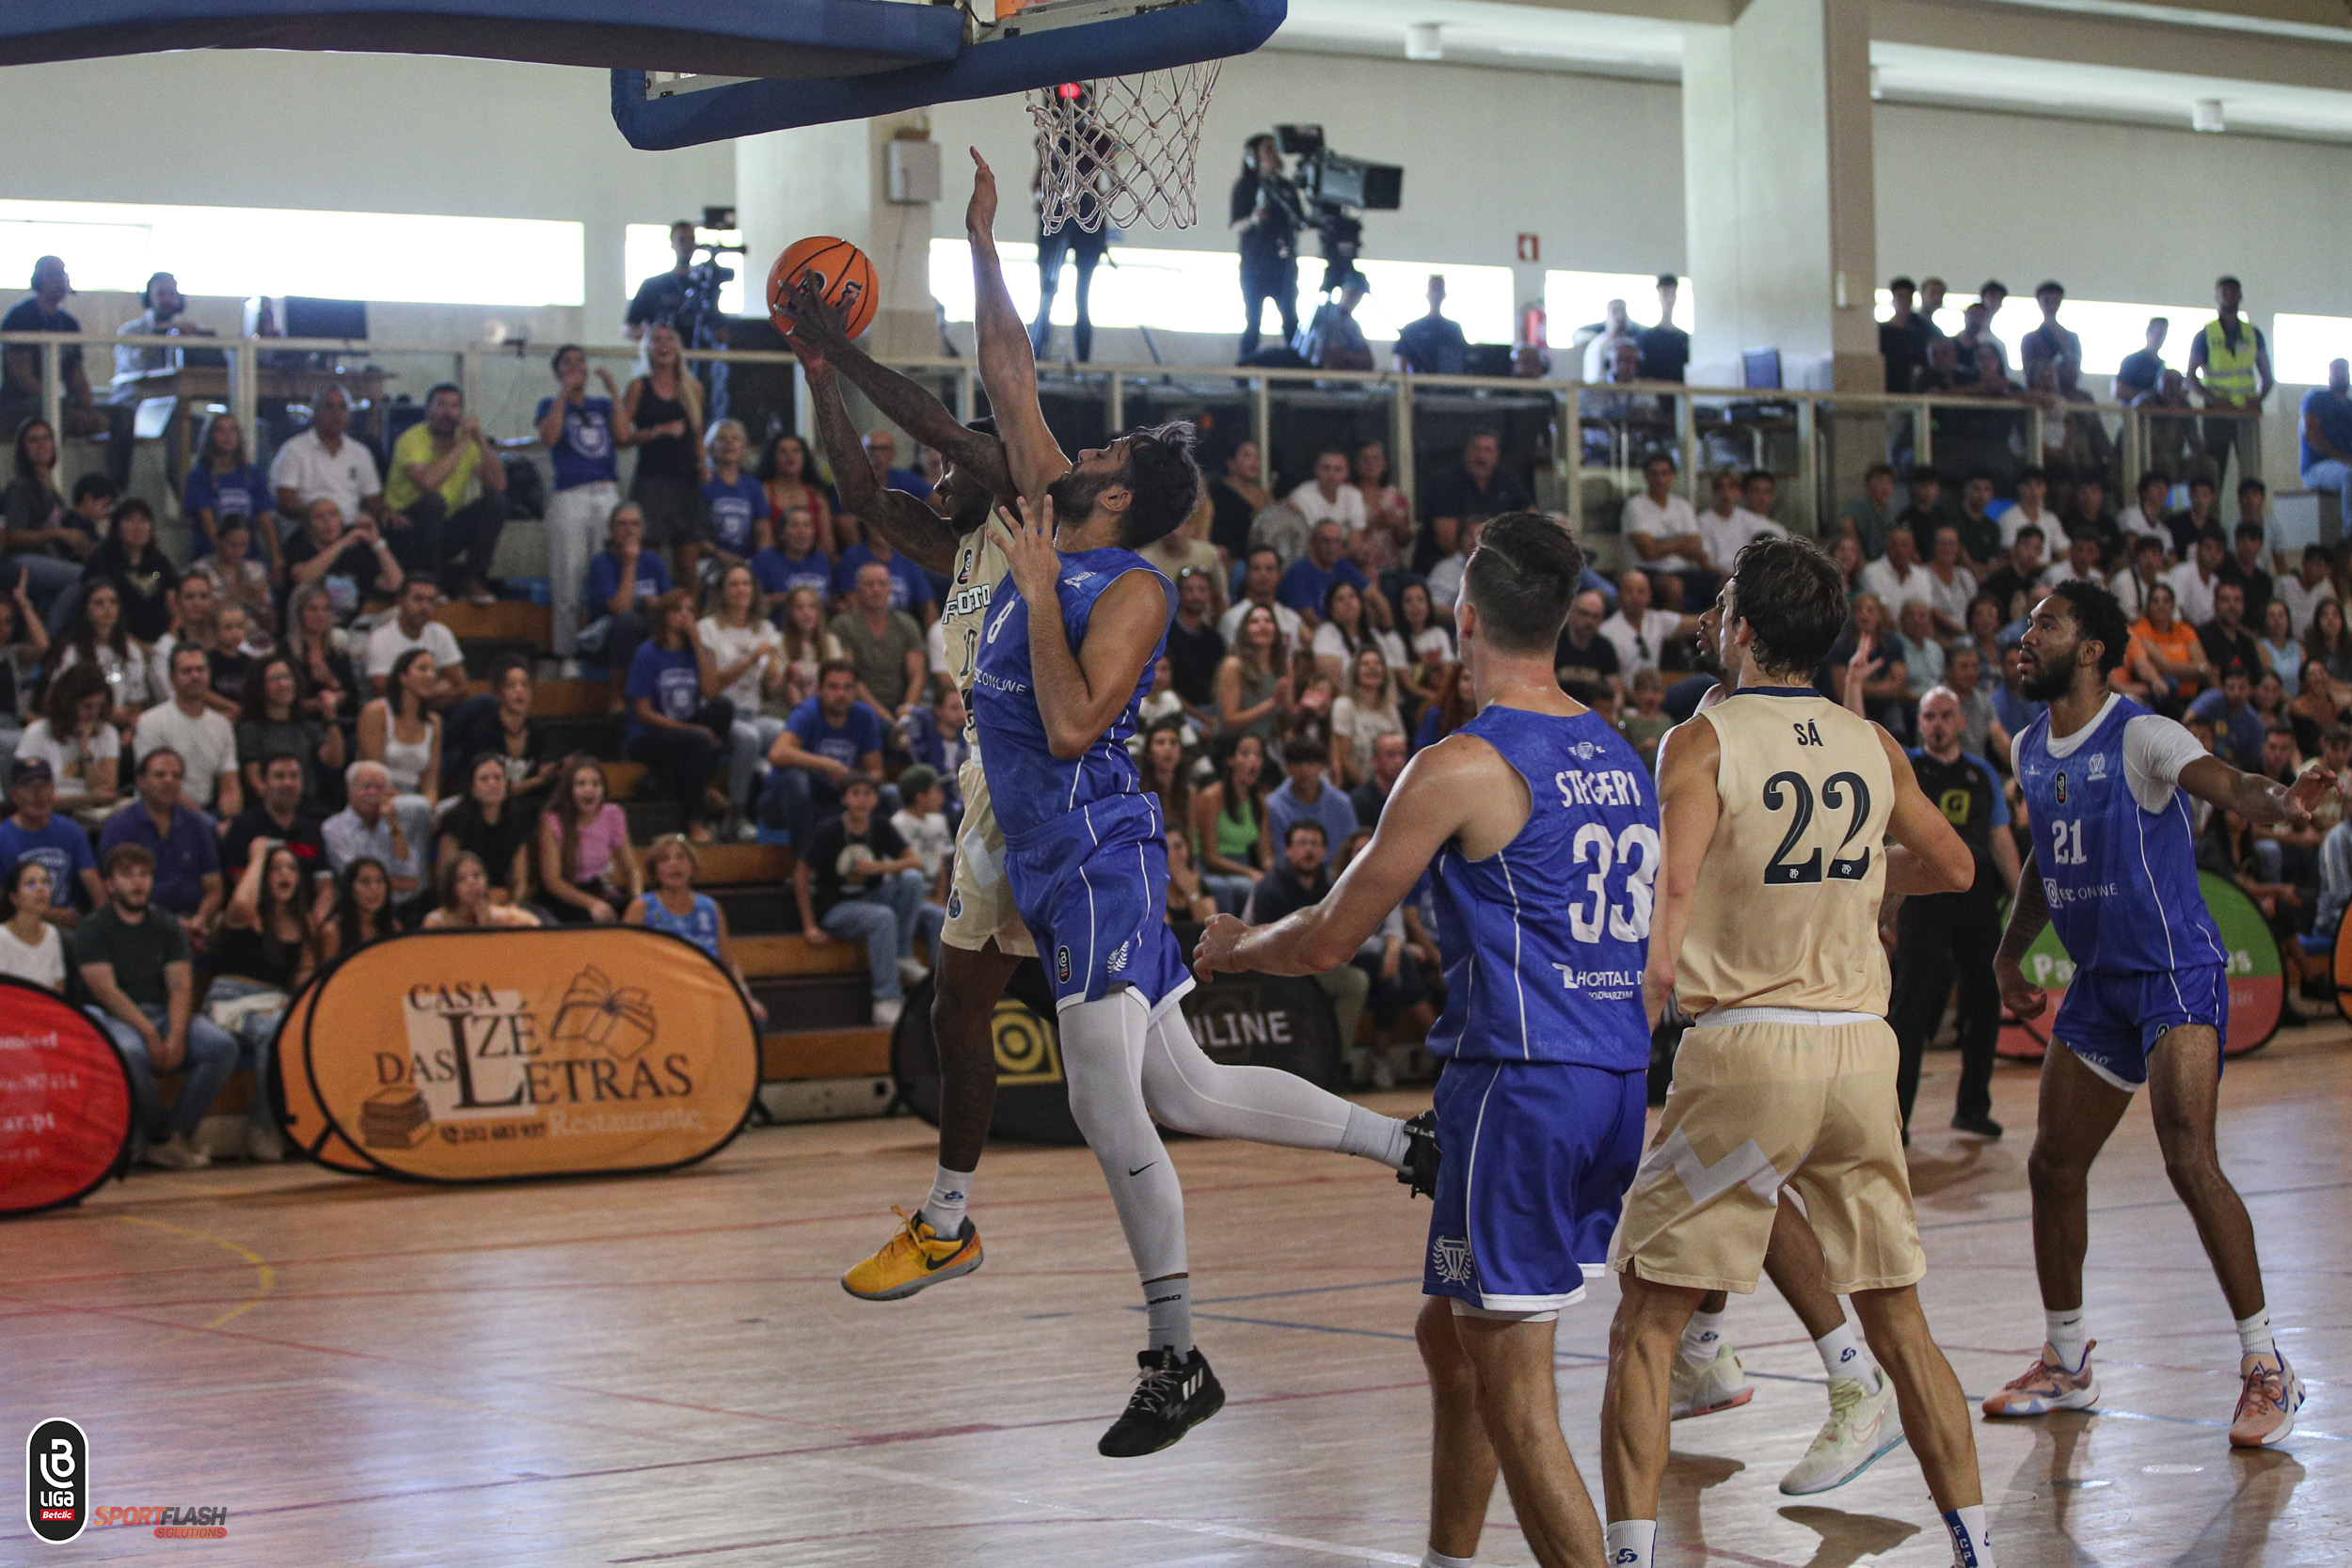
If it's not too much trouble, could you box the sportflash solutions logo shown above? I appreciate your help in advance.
[27,1420,231,1542]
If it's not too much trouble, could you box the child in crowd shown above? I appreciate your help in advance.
[197,516,278,636]
[208,604,260,711]
[889,764,955,904]
[1620,668,1672,768]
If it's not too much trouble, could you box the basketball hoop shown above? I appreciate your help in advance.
[1027,61,1219,234]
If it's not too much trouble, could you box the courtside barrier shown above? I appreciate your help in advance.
[1998,870,2282,1063]
[274,927,759,1182]
[0,975,133,1216]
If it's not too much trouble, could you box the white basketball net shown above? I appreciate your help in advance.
[1026,62,1220,234]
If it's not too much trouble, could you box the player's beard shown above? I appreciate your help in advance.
[1047,464,1122,535]
[2020,644,2077,702]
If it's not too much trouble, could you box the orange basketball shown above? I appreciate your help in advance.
[768,235,879,341]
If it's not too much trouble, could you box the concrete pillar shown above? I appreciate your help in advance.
[734,113,942,362]
[1680,0,1879,395]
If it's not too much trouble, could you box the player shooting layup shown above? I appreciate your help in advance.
[1986,580,2319,1446]
[1200,514,1651,1568]
[1601,537,1998,1568]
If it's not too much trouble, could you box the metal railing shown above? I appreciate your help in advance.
[0,332,2265,555]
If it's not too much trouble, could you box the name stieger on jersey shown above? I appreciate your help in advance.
[1555,765,1646,810]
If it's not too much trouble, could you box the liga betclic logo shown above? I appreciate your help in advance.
[25,1421,230,1544]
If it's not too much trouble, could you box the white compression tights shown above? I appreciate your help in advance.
[1060,989,1188,1287]
[1142,1005,1406,1166]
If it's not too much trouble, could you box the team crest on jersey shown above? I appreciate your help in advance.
[947,889,963,920]
[1431,1236,1474,1285]
[1057,945,1073,984]
[2055,770,2069,804]
[1063,571,1095,590]
[1567,739,1601,761]
[1107,939,1131,974]
[2088,752,2108,780]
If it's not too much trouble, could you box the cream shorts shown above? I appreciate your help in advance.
[941,757,1037,959]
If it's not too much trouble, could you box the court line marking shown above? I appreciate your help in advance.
[111,1213,274,1331]
[1916,1179,2352,1231]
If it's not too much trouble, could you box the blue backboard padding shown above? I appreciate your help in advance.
[0,0,963,77]
[612,0,1285,151]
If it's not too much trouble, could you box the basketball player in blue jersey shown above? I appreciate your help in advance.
[1989,580,2323,1447]
[962,150,1429,1456]
[1200,513,1651,1568]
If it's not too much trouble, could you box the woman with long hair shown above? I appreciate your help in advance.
[699,562,785,821]
[540,755,643,925]
[21,661,119,815]
[1137,716,1194,847]
[423,850,541,928]
[2257,595,2306,700]
[1964,594,2005,684]
[81,498,177,645]
[1216,601,1291,745]
[1311,579,1374,684]
[1330,645,1405,788]
[0,861,65,992]
[183,411,278,572]
[282,581,360,730]
[1412,659,1476,750]
[237,654,342,805]
[1393,578,1452,718]
[628,834,766,1023]
[2303,595,2352,688]
[322,857,394,958]
[1826,592,1909,728]
[437,752,536,909]
[209,843,323,1161]
[358,646,442,852]
[1351,441,1412,580]
[774,584,842,707]
[54,578,155,727]
[2128,581,2210,712]
[757,433,835,555]
[1191,732,1273,914]
[618,324,707,570]
[2,418,89,628]
[1286,668,1339,762]
[0,579,48,779]
[754,505,833,626]
[1207,438,1275,562]
[627,587,731,843]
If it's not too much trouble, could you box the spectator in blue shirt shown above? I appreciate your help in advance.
[625,589,730,843]
[537,344,623,661]
[0,756,101,924]
[833,530,938,623]
[759,658,885,847]
[183,412,278,571]
[1393,275,1469,375]
[2300,357,2352,540]
[1264,736,1359,871]
[97,746,222,931]
[1277,520,1370,626]
[580,504,671,697]
[752,505,833,623]
[2188,670,2265,770]
[693,418,769,586]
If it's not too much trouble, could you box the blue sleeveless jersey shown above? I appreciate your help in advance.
[2014,696,2224,976]
[642,891,721,959]
[1426,705,1658,1069]
[970,547,1175,848]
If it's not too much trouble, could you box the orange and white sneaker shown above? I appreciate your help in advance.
[1981,1341,2100,1417]
[841,1207,983,1301]
[2229,1354,2305,1448]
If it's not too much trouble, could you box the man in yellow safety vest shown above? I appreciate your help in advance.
[2185,274,2274,489]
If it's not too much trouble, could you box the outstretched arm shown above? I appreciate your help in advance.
[2180,752,2332,828]
[966,150,1071,507]
[998,497,1163,759]
[799,352,964,576]
[1194,737,1481,979]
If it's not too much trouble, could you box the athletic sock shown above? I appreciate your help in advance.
[919,1164,976,1238]
[1680,1308,1727,1370]
[1942,1504,1995,1567]
[1814,1322,1878,1389]
[2235,1307,2277,1363]
[1339,1101,1410,1168]
[1145,1274,1193,1355]
[1419,1550,1474,1568]
[1603,1520,1657,1568]
[2044,1308,2089,1371]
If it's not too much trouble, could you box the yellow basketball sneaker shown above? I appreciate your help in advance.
[841,1207,983,1301]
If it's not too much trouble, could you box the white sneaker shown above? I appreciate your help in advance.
[873,999,903,1028]
[1669,1342,1754,1419]
[1779,1371,1906,1495]
[145,1133,211,1171]
[245,1123,286,1164]
[898,957,930,988]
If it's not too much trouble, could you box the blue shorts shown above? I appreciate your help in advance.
[2053,962,2228,1091]
[1423,1059,1647,1313]
[1003,794,1189,1014]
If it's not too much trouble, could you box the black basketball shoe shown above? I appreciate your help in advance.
[1097,1346,1225,1457]
[1397,1109,1440,1199]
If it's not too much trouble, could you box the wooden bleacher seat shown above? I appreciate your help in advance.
[530,679,616,719]
[435,600,552,651]
[761,1026,892,1081]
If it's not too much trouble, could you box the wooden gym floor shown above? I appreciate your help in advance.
[3,1027,2347,1566]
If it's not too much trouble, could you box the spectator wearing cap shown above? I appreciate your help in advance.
[73,842,238,1170]
[97,747,223,938]
[0,756,102,925]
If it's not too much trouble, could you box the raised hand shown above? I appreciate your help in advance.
[784,278,850,364]
[992,495,1061,610]
[967,148,999,234]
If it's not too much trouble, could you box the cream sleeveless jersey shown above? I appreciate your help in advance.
[940,530,1011,752]
[1676,686,1896,1016]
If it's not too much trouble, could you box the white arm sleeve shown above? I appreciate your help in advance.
[2122,713,2211,813]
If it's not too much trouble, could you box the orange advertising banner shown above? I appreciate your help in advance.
[275,927,759,1182]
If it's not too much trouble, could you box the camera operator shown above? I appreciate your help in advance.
[625,219,737,420]
[1231,135,1302,362]
[626,222,703,344]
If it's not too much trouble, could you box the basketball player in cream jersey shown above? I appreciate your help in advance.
[1599,538,1999,1568]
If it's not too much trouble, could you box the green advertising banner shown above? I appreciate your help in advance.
[1997,871,2281,1062]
